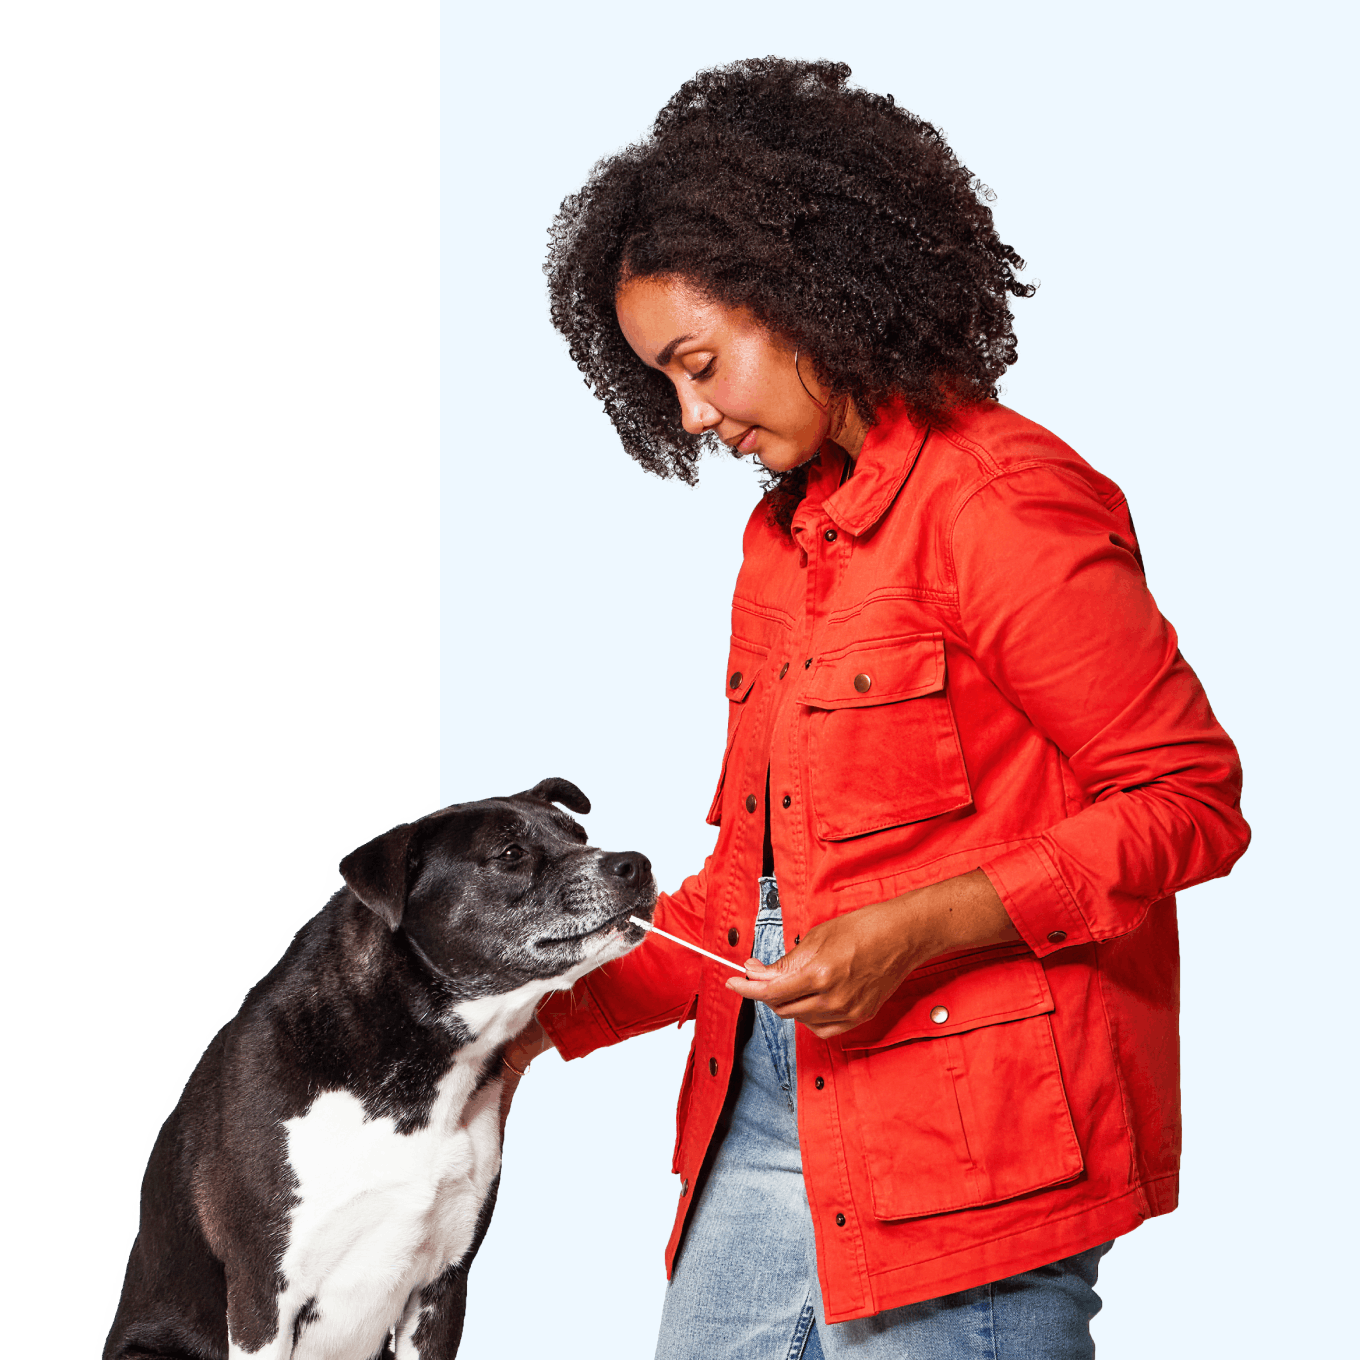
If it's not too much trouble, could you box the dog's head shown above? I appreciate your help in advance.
[338,778,655,995]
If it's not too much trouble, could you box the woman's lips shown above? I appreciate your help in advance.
[737,426,758,453]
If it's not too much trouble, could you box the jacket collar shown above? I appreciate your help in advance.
[793,400,928,538]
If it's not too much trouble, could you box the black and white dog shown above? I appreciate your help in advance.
[105,778,654,1360]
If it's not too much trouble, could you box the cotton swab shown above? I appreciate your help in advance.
[629,916,749,973]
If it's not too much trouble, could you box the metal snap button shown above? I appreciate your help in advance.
[835,1212,846,1227]
[782,794,791,809]
[709,1057,719,1076]
[1047,930,1068,944]
[815,1076,825,1090]
[745,794,757,813]
[680,1179,689,1196]
[853,673,872,693]
[804,658,813,669]
[779,662,789,679]
[729,671,743,690]
[824,528,837,542]
[930,1005,949,1024]
[728,927,740,947]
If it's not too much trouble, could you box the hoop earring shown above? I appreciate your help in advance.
[793,349,828,411]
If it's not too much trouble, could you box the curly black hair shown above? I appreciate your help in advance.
[545,57,1033,527]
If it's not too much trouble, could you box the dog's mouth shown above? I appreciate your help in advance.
[536,901,655,949]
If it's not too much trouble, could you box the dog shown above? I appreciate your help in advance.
[105,777,654,1360]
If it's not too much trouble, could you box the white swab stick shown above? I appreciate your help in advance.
[629,916,749,973]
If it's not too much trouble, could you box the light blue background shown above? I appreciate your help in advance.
[442,3,1356,1354]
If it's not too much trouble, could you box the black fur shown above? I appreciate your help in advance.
[105,779,653,1360]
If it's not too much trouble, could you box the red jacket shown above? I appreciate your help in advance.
[538,401,1249,1321]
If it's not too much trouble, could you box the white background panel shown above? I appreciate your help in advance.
[443,3,1355,1358]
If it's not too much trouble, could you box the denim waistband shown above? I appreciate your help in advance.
[757,875,782,925]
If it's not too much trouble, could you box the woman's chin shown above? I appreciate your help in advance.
[754,443,818,475]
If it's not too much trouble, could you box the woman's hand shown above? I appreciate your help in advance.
[726,869,1019,1038]
[497,1017,554,1133]
[503,1016,552,1074]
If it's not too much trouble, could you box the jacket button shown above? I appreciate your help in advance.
[680,1179,689,1197]
[824,528,838,542]
[779,662,789,679]
[835,1213,846,1227]
[728,927,740,947]
[853,673,872,693]
[709,1057,719,1076]
[930,1005,949,1024]
[729,671,743,690]
[1047,930,1068,944]
[745,794,757,813]
[804,658,813,669]
[782,794,791,809]
[815,1076,825,1090]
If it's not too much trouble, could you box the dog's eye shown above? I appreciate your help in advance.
[498,845,525,862]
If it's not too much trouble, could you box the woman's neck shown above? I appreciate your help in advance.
[828,396,869,462]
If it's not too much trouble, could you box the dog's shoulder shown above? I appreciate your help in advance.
[218,889,472,1125]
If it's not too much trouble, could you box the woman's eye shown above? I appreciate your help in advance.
[687,358,716,381]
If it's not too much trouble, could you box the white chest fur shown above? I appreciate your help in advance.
[238,975,569,1360]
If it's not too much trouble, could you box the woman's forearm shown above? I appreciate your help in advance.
[728,869,1019,1038]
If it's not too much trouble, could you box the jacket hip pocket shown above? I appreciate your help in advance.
[840,949,1083,1219]
[803,632,971,840]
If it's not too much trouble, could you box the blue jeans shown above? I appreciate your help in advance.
[655,878,1112,1360]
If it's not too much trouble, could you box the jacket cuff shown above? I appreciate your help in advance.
[979,840,1092,957]
[537,981,619,1062]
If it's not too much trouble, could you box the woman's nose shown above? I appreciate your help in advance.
[677,388,721,436]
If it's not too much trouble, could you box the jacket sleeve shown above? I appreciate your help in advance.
[955,464,1250,956]
[537,854,711,1060]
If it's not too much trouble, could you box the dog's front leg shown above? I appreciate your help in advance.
[392,1290,420,1354]
[399,1168,500,1359]
[396,1264,468,1359]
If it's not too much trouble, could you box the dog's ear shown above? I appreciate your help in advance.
[339,821,416,930]
[524,777,590,815]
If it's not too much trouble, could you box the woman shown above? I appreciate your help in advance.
[506,58,1248,1359]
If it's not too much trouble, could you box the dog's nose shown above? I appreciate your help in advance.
[602,851,651,884]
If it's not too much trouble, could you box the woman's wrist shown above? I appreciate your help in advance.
[503,1017,553,1075]
[885,869,1020,967]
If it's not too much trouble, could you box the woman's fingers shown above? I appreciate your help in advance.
[772,990,875,1028]
[728,956,877,1029]
[727,896,942,1030]
[727,951,818,1004]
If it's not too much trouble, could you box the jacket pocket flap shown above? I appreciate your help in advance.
[840,949,1052,1050]
[724,639,766,703]
[803,633,945,709]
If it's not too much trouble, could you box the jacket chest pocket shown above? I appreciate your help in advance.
[841,951,1084,1220]
[706,639,765,827]
[803,632,971,840]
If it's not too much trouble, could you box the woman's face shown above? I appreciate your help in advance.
[615,275,840,474]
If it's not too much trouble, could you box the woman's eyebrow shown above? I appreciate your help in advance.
[655,334,696,367]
